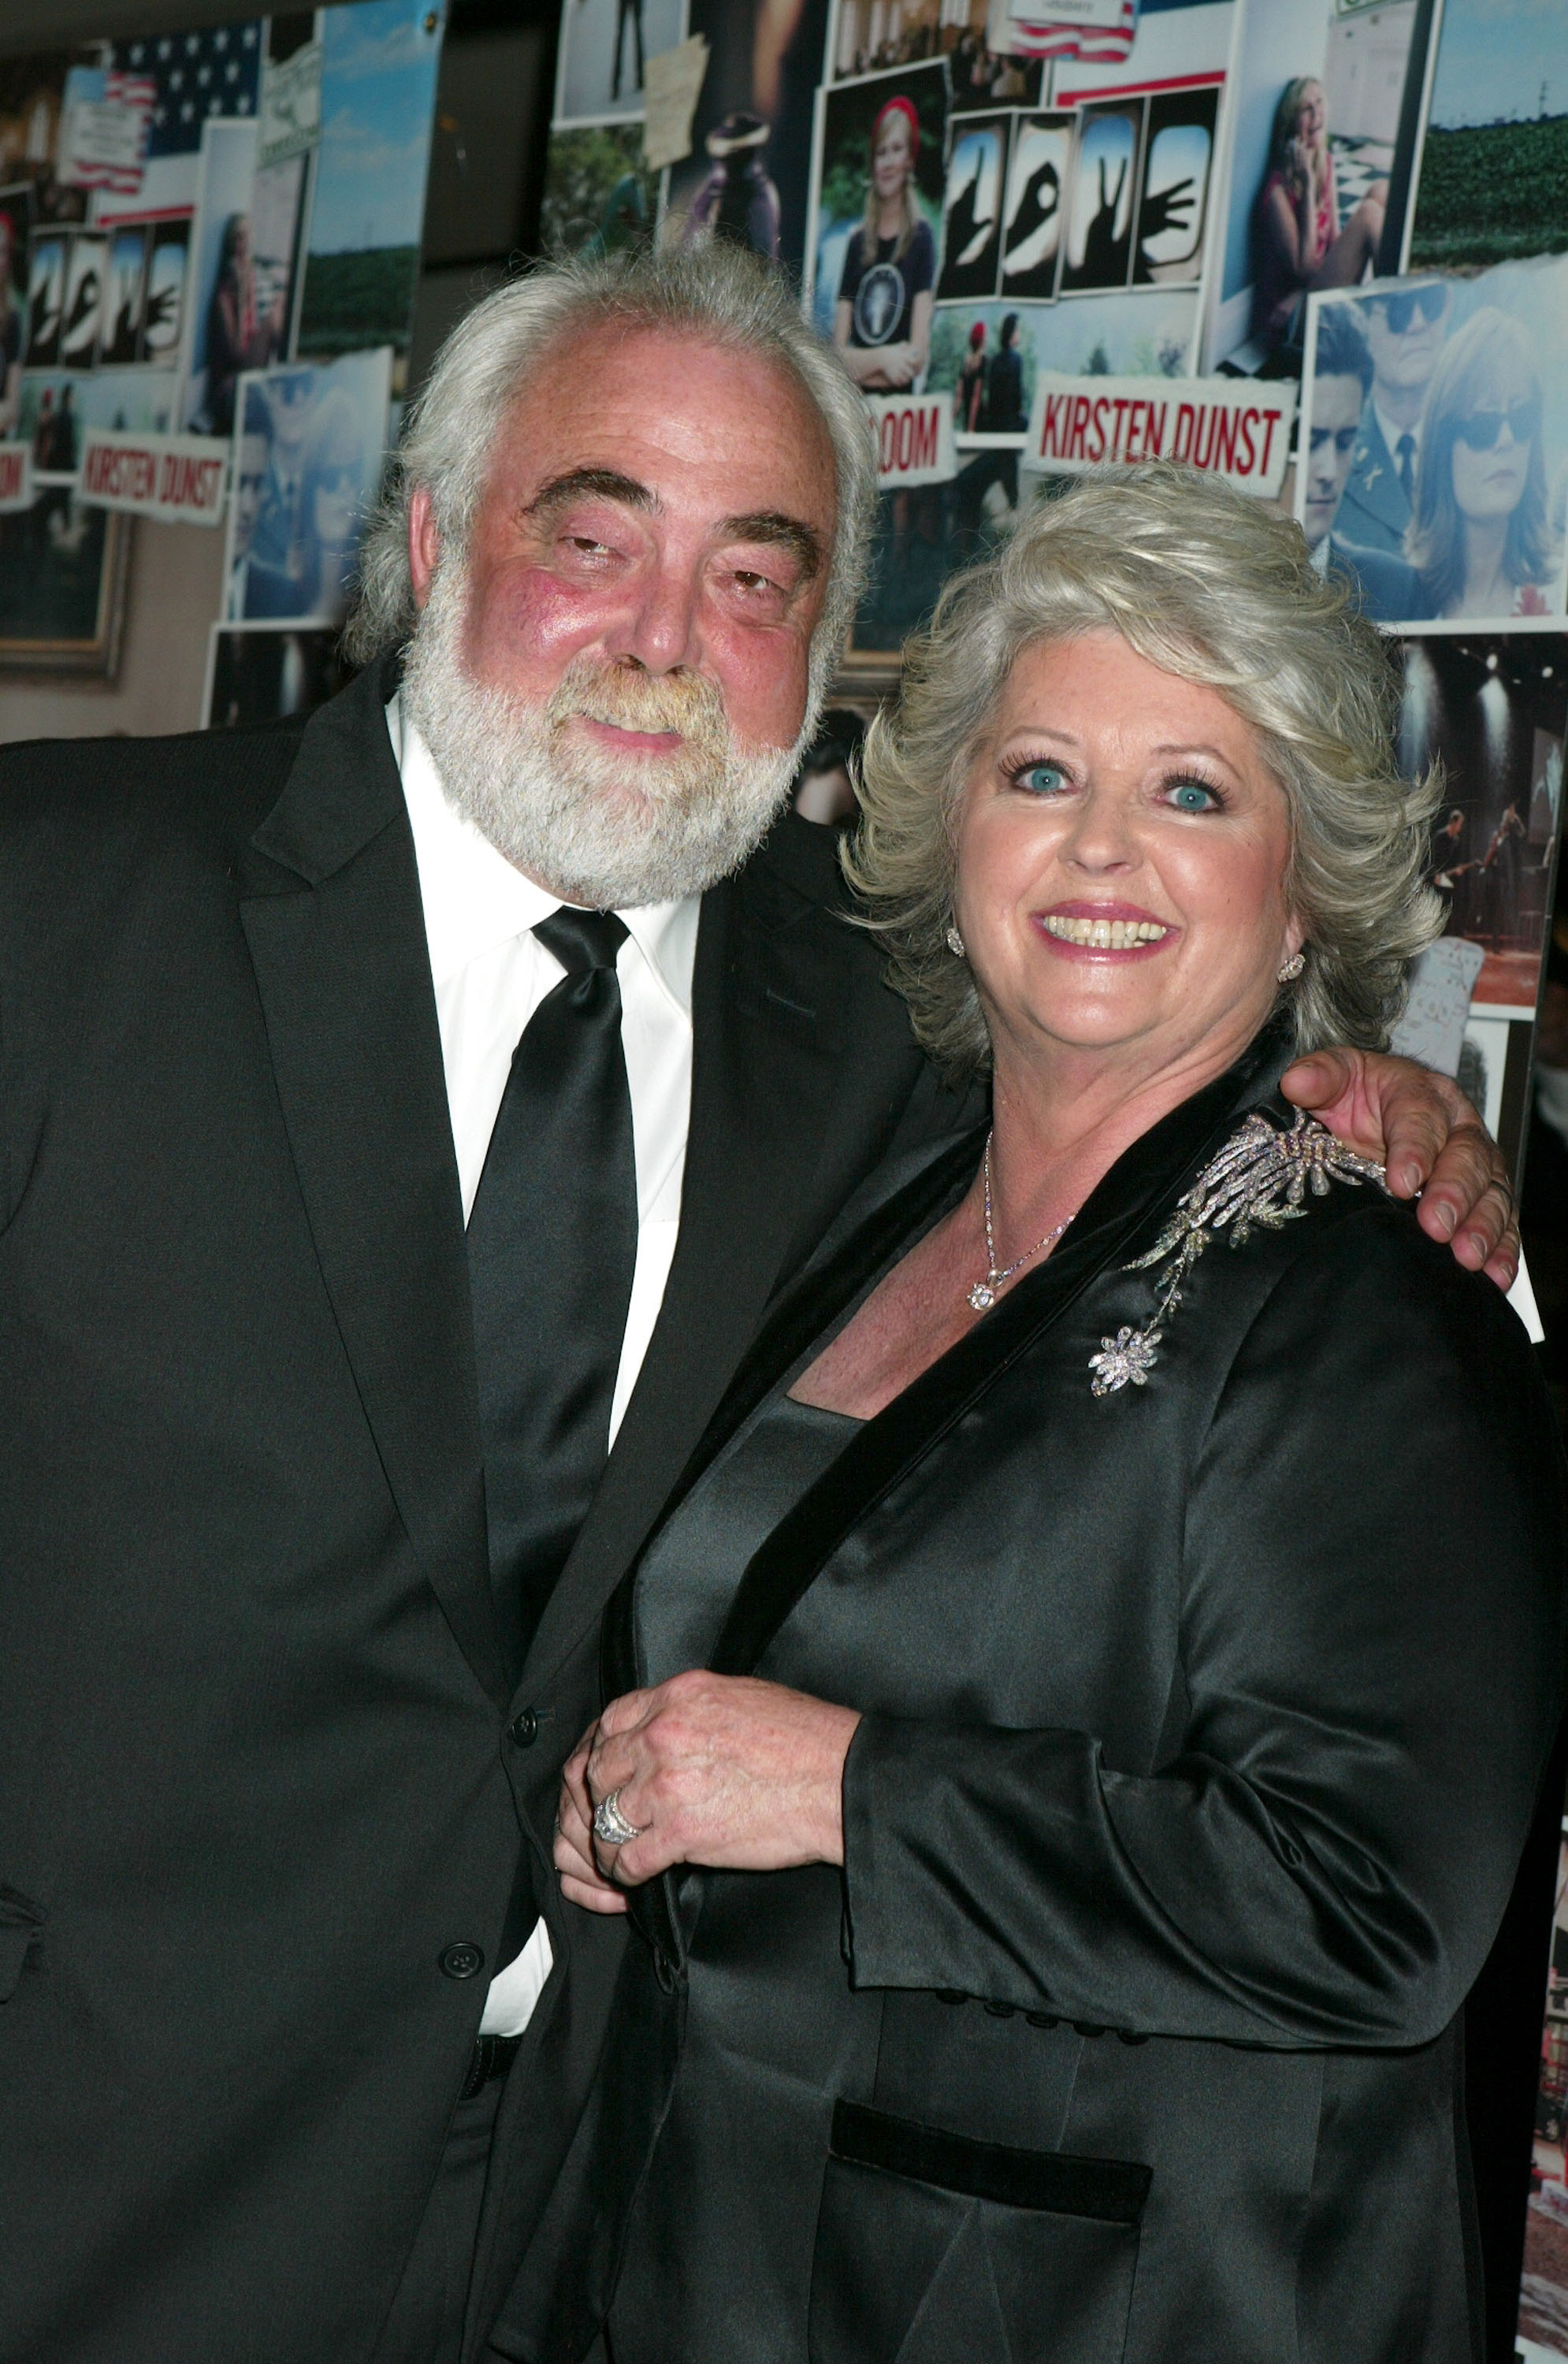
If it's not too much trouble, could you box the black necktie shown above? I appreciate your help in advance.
[1396,433,1416,506]
[466,908,637,1673]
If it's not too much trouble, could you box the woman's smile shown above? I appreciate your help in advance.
[1035,901,1176,957]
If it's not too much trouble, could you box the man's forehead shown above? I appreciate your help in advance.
[492,324,834,511]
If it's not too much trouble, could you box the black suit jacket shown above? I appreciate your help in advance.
[0,663,974,2364]
[1335,402,1410,556]
[490,1029,1566,2364]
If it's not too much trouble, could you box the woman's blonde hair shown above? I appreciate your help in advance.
[845,463,1445,1082]
[859,102,921,267]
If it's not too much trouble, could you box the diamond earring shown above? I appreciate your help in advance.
[1277,952,1306,983]
[946,925,966,957]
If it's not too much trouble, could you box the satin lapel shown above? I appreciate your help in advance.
[707,1029,1291,1680]
[520,847,853,1694]
[237,672,508,1707]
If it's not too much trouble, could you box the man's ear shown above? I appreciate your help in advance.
[408,487,440,611]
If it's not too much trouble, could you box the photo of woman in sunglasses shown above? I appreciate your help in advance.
[1327,299,1566,626]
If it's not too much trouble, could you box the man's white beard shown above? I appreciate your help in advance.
[402,559,807,909]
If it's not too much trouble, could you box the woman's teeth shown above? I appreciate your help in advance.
[1040,914,1170,949]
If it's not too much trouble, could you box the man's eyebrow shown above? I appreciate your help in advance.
[522,466,659,519]
[719,511,823,579]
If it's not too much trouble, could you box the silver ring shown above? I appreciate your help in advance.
[593,1788,642,1846]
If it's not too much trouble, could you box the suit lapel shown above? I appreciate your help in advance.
[237,669,508,1706]
[521,832,858,1693]
[702,1025,1295,1682]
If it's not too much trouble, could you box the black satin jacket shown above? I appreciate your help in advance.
[491,1028,1566,2364]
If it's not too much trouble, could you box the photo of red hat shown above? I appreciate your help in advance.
[871,95,920,157]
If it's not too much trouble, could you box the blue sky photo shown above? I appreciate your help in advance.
[307,0,444,256]
[1427,0,1564,129]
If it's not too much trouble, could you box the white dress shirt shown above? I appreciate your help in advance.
[386,693,700,2035]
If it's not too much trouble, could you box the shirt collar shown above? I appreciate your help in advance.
[1372,400,1420,468]
[387,692,699,1017]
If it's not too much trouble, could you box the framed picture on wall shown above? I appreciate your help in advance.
[0,495,131,676]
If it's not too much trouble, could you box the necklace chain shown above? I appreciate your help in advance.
[968,1132,1072,1312]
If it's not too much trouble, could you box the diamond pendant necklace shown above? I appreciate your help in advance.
[967,1132,1072,1311]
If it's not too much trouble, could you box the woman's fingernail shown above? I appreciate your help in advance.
[1399,1163,1421,1194]
[1432,1201,1458,1236]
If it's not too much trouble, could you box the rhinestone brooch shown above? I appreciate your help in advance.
[1088,1109,1387,1399]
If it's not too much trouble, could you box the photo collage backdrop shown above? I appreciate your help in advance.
[0,4,445,691]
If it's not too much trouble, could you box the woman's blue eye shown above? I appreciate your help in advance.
[1016,761,1068,795]
[1168,780,1220,814]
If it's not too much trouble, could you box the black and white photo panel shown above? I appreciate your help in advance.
[60,233,106,371]
[1061,98,1145,294]
[937,112,1010,304]
[1133,85,1217,288]
[140,220,191,369]
[100,226,148,369]
[1001,113,1074,305]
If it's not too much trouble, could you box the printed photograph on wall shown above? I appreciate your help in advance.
[58,230,106,369]
[0,496,129,675]
[0,186,31,438]
[295,0,445,363]
[1518,1808,1568,2363]
[540,122,660,257]
[828,0,1042,108]
[1299,254,1568,629]
[1393,632,1566,1028]
[205,618,354,726]
[934,110,1009,302]
[1133,84,1218,285]
[24,229,67,368]
[1403,0,1568,273]
[1061,96,1144,292]
[807,61,947,386]
[662,0,831,273]
[223,344,392,627]
[998,112,1073,303]
[553,0,685,125]
[1204,0,1427,375]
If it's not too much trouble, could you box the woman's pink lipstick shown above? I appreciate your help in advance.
[1033,901,1177,960]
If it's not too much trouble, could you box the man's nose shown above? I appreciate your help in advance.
[606,559,701,675]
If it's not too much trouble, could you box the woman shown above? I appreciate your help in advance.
[834,95,934,393]
[203,213,284,439]
[1350,309,1563,623]
[1252,76,1385,353]
[541,467,1563,2363]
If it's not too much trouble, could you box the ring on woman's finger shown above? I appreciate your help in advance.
[593,1787,645,1847]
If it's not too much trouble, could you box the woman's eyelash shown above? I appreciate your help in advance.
[1161,771,1229,808]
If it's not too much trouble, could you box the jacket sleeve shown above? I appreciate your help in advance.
[841,1206,1566,2048]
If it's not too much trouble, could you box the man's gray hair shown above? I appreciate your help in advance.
[845,463,1446,1080]
[345,243,877,704]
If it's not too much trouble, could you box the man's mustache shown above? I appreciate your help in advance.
[545,657,729,744]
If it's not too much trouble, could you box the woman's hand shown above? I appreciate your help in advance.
[555,1671,862,1895]
[1280,1046,1518,1285]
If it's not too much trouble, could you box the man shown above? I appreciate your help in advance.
[1333,280,1451,555]
[1302,299,1373,593]
[0,245,1514,2364]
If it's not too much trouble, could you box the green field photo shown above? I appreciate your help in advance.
[1410,115,1568,271]
[296,246,421,355]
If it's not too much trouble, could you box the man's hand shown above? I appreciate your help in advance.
[555,1671,860,1898]
[1282,1047,1518,1287]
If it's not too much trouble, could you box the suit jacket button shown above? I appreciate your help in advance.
[439,1942,485,1980]
[508,1708,539,1747]
[935,1990,967,2007]
[983,2000,1016,2018]
[1026,2011,1059,2030]
[1072,2020,1106,2039]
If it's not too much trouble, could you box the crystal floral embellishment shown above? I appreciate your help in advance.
[1088,1109,1387,1399]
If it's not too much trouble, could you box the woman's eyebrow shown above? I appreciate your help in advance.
[719,511,823,579]
[523,466,658,520]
